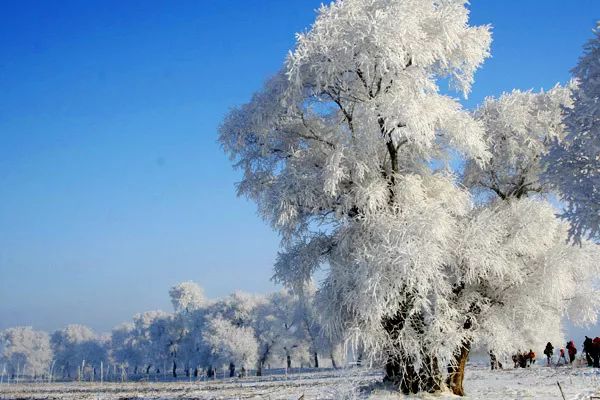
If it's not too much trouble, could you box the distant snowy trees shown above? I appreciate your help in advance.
[50,325,108,379]
[0,282,340,382]
[110,283,341,380]
[0,327,52,379]
[169,281,206,313]
[546,24,600,241]
[202,316,258,375]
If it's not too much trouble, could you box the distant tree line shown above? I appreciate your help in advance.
[0,282,344,382]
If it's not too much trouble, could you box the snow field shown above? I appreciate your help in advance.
[1,365,599,400]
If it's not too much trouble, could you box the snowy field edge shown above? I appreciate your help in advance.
[1,366,599,400]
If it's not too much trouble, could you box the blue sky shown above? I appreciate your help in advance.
[0,0,599,335]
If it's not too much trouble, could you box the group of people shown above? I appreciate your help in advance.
[496,337,600,370]
[543,337,600,367]
[511,349,536,368]
[543,341,577,365]
[583,336,600,368]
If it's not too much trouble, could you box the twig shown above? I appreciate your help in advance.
[557,381,566,400]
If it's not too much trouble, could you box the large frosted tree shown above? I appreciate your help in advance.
[545,23,600,241]
[220,0,491,393]
[457,86,600,395]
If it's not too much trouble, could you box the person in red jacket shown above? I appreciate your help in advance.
[558,348,568,365]
[528,349,536,366]
[566,340,577,364]
[593,337,600,368]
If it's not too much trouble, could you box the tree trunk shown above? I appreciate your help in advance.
[256,361,263,377]
[286,355,291,369]
[330,352,338,369]
[313,352,319,368]
[172,361,177,378]
[382,303,441,394]
[446,340,471,396]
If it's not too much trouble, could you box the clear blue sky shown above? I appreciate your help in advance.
[0,0,598,336]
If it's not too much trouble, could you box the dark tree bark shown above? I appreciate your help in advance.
[382,301,441,394]
[314,352,319,368]
[172,361,177,378]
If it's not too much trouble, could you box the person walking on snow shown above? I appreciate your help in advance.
[544,342,554,366]
[559,348,568,365]
[592,337,600,368]
[566,341,577,364]
[584,336,594,367]
[490,351,503,370]
[528,349,536,366]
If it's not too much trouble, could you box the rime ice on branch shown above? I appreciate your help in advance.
[545,23,600,242]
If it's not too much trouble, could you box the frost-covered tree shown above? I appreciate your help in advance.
[51,325,108,379]
[201,316,258,375]
[256,291,304,373]
[220,0,491,393]
[169,281,206,314]
[464,85,573,200]
[208,291,275,375]
[294,283,343,369]
[131,310,177,376]
[176,309,210,377]
[454,85,600,395]
[110,322,144,374]
[0,327,52,378]
[450,200,600,393]
[545,23,600,241]
[208,292,261,328]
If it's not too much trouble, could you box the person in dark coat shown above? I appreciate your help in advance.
[593,337,600,368]
[490,350,503,370]
[544,342,554,366]
[584,336,594,367]
[566,341,577,364]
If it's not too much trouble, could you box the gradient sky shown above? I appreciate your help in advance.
[0,0,599,338]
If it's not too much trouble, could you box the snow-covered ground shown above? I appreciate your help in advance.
[1,365,599,399]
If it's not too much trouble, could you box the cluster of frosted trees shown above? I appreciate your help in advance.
[220,0,600,396]
[0,282,343,382]
[110,282,342,379]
